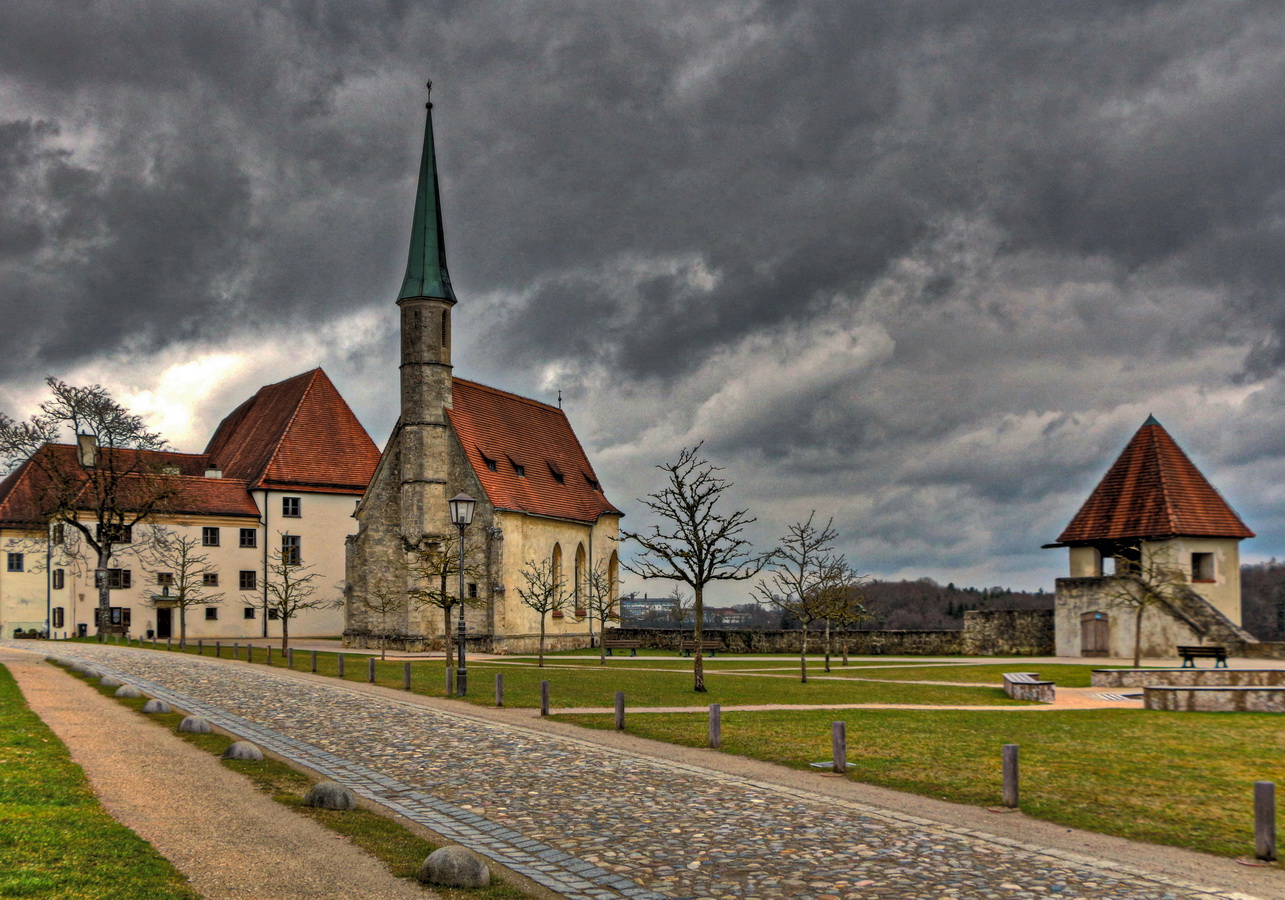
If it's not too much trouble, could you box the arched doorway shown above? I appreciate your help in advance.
[1080,611,1109,656]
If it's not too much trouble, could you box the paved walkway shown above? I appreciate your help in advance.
[16,642,1281,900]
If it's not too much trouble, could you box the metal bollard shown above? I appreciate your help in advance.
[832,722,847,774]
[311,650,317,673]
[267,646,273,665]
[615,691,625,730]
[709,703,721,749]
[1256,781,1277,861]
[540,680,550,717]
[1002,744,1020,809]
[495,673,504,707]
[403,661,412,690]
[368,657,375,683]
[215,641,221,658]
[198,639,203,654]
[337,653,345,677]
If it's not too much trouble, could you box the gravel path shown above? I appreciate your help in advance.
[29,642,1276,900]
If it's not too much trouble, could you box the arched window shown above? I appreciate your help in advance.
[574,544,587,615]
[551,543,563,616]
[607,550,619,606]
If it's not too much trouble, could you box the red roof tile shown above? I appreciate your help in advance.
[447,379,621,524]
[1054,418,1254,544]
[204,368,379,494]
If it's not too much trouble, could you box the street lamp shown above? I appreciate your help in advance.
[448,493,476,696]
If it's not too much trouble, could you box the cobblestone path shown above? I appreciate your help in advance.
[42,645,1246,900]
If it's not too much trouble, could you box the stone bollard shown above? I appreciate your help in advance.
[99,675,122,688]
[142,699,171,714]
[368,657,375,683]
[178,716,212,734]
[303,781,356,810]
[709,703,721,749]
[403,662,412,690]
[198,639,203,654]
[267,646,273,665]
[233,643,239,660]
[540,680,550,717]
[215,641,221,658]
[832,722,847,774]
[1256,781,1277,861]
[445,667,454,696]
[615,691,625,730]
[495,673,504,707]
[222,741,264,761]
[166,637,171,651]
[418,846,490,888]
[115,685,143,699]
[338,653,345,677]
[1003,744,1020,809]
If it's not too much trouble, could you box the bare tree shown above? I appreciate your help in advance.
[828,576,875,665]
[406,534,484,662]
[0,379,183,639]
[259,538,337,651]
[516,555,567,667]
[666,585,694,629]
[755,514,846,683]
[359,571,409,660]
[1096,547,1190,667]
[622,444,764,692]
[814,561,870,669]
[140,527,223,649]
[572,559,619,666]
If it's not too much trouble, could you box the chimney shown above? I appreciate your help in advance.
[76,434,97,468]
[205,467,223,479]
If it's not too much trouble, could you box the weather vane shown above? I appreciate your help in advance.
[426,80,433,109]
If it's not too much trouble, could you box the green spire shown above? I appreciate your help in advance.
[1143,414,1161,427]
[398,82,456,304]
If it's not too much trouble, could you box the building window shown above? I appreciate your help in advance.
[442,309,450,348]
[157,572,174,587]
[203,573,219,587]
[482,454,498,472]
[243,607,256,620]
[7,553,23,572]
[510,459,525,477]
[1192,552,1215,583]
[105,607,131,627]
[281,535,301,567]
[205,607,218,620]
[467,582,478,599]
[52,569,65,590]
[282,497,301,518]
[52,523,64,544]
[239,571,257,590]
[52,607,64,629]
[107,569,132,590]
[95,524,132,544]
[202,527,220,547]
[549,464,565,485]
[240,528,257,548]
[268,608,280,620]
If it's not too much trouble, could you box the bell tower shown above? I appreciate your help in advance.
[397,82,456,542]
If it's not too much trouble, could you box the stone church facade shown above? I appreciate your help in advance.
[343,91,621,654]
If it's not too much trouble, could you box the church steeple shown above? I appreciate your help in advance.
[398,82,456,304]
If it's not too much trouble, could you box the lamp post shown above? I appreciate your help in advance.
[448,493,476,696]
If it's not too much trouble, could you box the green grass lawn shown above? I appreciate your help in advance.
[0,665,199,899]
[564,706,1285,859]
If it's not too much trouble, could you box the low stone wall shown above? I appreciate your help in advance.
[1092,668,1285,688]
[1144,686,1285,713]
[343,629,593,655]
[962,610,1053,656]
[1243,641,1285,660]
[603,627,964,655]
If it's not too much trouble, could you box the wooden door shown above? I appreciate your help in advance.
[1080,611,1109,656]
[156,608,172,639]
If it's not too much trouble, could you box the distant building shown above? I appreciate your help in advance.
[1044,416,1257,657]
[0,369,378,640]
[343,90,621,653]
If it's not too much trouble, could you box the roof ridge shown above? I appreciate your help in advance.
[1147,422,1180,534]
[453,377,562,414]
[253,368,322,490]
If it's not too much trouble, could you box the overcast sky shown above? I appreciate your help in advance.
[4,1,1285,600]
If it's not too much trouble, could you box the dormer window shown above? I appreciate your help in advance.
[507,456,525,478]
[480,451,498,473]
[548,464,565,485]
[584,473,600,492]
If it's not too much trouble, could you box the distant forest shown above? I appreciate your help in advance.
[842,561,1285,640]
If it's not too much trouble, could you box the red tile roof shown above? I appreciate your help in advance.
[1053,417,1254,545]
[0,444,260,527]
[447,379,621,524]
[204,368,379,494]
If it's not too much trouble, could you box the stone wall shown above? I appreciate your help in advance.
[962,609,1054,656]
[603,627,965,655]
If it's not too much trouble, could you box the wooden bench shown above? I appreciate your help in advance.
[1003,672,1055,703]
[679,640,721,657]
[1177,645,1228,668]
[603,640,641,657]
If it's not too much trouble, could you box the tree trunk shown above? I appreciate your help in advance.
[693,584,706,693]
[800,626,809,684]
[96,545,111,641]
[443,603,454,663]
[598,609,607,666]
[538,615,547,667]
[179,607,187,650]
[1133,604,1144,668]
[824,619,832,673]
[841,633,849,666]
[281,612,290,652]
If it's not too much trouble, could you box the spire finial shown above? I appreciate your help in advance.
[557,389,563,409]
[425,80,433,109]
[397,82,455,305]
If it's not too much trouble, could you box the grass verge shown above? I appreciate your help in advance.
[56,663,526,900]
[563,706,1285,859]
[0,664,199,900]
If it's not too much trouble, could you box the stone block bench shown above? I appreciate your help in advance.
[603,640,641,657]
[1002,672,1054,703]
[679,640,721,657]
[1177,645,1228,668]
[1144,685,1285,713]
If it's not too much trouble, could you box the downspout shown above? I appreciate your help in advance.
[587,521,595,647]
[260,490,269,639]
[45,526,52,638]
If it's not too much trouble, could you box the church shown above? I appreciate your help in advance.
[343,89,622,653]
